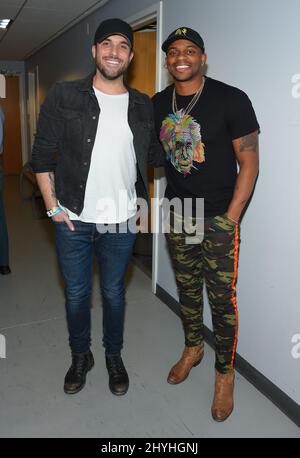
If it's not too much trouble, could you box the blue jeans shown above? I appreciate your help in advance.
[0,157,9,266]
[55,220,136,355]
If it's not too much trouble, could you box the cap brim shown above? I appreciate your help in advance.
[95,33,132,46]
[162,36,203,53]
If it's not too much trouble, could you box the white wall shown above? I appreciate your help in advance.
[156,0,300,405]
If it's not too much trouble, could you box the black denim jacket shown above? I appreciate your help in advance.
[32,73,164,215]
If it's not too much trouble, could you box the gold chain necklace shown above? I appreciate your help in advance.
[172,77,206,115]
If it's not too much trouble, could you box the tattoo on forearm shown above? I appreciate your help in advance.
[239,132,258,153]
[49,172,56,199]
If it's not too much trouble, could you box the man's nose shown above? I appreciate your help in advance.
[175,50,189,59]
[110,45,119,57]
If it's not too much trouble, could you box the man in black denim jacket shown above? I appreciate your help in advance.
[32,18,163,397]
[32,72,162,216]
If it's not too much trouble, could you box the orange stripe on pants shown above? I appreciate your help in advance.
[230,224,240,369]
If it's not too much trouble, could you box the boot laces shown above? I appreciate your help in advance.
[72,353,88,376]
[107,356,125,374]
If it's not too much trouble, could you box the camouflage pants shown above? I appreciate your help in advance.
[165,212,240,374]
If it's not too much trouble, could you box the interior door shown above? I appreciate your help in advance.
[1,76,22,175]
[127,29,157,255]
[127,30,157,97]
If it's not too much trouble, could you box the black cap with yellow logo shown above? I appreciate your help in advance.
[162,27,205,53]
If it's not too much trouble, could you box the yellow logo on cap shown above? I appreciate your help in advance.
[175,28,187,36]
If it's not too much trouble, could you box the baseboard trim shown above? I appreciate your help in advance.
[156,285,300,428]
[131,255,152,279]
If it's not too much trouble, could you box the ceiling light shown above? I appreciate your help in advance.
[0,19,12,30]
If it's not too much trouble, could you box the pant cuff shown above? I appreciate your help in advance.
[215,362,234,374]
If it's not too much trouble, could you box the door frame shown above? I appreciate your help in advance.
[126,1,164,294]
[27,66,40,155]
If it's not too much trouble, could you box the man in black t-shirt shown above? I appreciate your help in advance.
[152,27,259,422]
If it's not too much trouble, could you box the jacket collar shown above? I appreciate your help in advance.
[77,72,145,105]
[77,73,94,92]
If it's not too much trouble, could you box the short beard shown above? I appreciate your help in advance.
[96,64,125,81]
[95,56,129,81]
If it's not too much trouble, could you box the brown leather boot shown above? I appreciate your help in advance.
[167,344,204,384]
[211,369,235,422]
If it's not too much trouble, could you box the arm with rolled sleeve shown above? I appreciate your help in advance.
[31,83,63,173]
[32,84,74,230]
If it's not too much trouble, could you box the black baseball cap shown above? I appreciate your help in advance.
[94,18,134,48]
[162,27,205,53]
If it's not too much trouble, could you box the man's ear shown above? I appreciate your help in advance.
[92,45,96,59]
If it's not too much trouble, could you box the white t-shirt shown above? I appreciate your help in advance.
[61,88,137,224]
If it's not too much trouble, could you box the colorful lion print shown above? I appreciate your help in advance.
[160,109,205,176]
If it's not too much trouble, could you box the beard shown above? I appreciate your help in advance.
[96,57,129,81]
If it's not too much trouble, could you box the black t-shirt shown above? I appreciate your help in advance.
[152,77,259,217]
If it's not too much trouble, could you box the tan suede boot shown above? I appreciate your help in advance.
[167,344,204,384]
[211,369,235,422]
